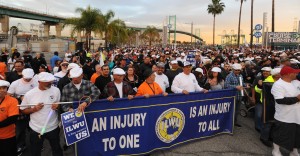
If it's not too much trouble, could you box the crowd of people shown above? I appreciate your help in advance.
[0,46,299,156]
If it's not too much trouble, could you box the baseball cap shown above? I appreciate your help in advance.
[183,61,192,67]
[280,66,300,75]
[232,64,242,70]
[69,67,83,78]
[22,68,35,79]
[113,68,126,75]
[67,63,80,70]
[38,72,55,82]
[195,68,203,74]
[211,67,222,73]
[261,67,272,72]
[0,80,10,87]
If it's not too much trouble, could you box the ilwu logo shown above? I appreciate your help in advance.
[155,108,185,143]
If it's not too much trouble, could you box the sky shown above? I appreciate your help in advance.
[1,0,300,44]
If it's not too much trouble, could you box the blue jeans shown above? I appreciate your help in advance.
[255,102,262,131]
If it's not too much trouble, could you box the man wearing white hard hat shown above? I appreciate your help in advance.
[253,66,272,133]
[0,80,19,156]
[61,67,100,113]
[53,61,69,86]
[103,68,135,101]
[225,63,246,127]
[7,68,38,154]
[20,72,63,156]
[165,60,183,93]
[176,53,186,63]
[172,61,208,94]
[56,63,80,92]
[254,68,281,147]
[155,63,169,92]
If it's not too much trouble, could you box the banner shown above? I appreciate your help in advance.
[267,32,300,43]
[186,50,196,67]
[75,89,236,156]
[61,109,90,146]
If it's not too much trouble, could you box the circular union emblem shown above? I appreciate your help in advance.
[155,108,185,143]
[75,110,82,118]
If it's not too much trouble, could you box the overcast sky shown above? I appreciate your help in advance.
[2,0,300,44]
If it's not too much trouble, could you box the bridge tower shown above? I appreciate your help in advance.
[0,15,9,35]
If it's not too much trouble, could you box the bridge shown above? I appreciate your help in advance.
[0,3,66,37]
[0,4,203,42]
[127,27,203,42]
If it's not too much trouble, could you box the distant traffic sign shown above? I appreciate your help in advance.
[254,32,262,38]
[255,24,263,31]
[168,24,172,29]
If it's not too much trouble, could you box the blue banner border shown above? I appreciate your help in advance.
[74,89,236,156]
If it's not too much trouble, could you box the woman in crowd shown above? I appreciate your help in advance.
[124,66,141,93]
[204,67,224,91]
[193,68,206,88]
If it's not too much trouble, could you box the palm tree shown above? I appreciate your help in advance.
[237,0,247,48]
[64,5,102,50]
[98,10,115,48]
[126,28,138,46]
[250,0,254,49]
[207,0,225,46]
[141,26,160,46]
[106,19,128,46]
[271,0,275,50]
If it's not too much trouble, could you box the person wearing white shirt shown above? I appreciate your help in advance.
[8,68,38,99]
[176,53,186,63]
[20,72,63,156]
[155,63,169,92]
[53,61,69,86]
[172,62,208,94]
[7,68,38,154]
[271,66,300,156]
[64,51,72,62]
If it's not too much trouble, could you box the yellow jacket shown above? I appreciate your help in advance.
[254,75,275,103]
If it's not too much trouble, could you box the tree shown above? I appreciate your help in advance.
[106,19,128,47]
[250,0,254,49]
[64,5,102,49]
[126,28,138,46]
[271,0,275,50]
[98,10,115,48]
[140,26,160,46]
[207,0,225,46]
[237,0,247,48]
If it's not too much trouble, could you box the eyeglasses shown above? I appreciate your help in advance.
[61,64,68,67]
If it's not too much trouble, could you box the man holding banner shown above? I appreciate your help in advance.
[103,68,135,101]
[61,67,100,113]
[171,61,208,94]
[224,63,245,127]
[20,72,63,156]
